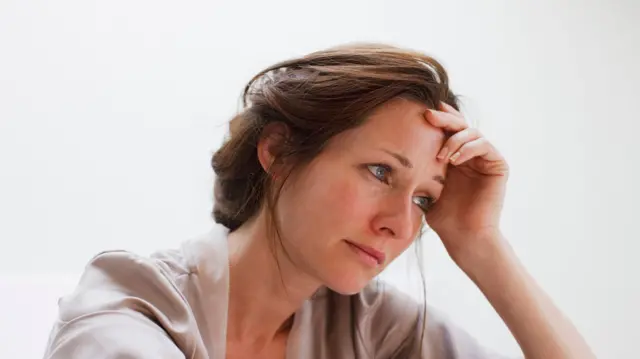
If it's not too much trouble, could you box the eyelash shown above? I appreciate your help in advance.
[366,164,436,212]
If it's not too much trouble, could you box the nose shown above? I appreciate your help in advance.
[371,194,416,241]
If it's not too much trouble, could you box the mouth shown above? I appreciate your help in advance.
[345,240,386,266]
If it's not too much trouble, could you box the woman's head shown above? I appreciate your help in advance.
[212,43,459,294]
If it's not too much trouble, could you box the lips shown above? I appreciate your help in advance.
[345,240,386,265]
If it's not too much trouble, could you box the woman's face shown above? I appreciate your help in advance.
[275,98,449,294]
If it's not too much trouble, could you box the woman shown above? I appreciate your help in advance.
[43,44,594,359]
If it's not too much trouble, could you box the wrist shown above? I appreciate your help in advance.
[444,230,512,275]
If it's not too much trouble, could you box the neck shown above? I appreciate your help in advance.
[226,212,320,347]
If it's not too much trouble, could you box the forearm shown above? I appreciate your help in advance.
[453,233,595,359]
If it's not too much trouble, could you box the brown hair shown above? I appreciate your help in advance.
[211,43,461,355]
[211,43,460,232]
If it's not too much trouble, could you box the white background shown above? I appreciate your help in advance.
[1,0,638,358]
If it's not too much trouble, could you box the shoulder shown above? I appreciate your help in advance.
[56,248,192,322]
[336,281,510,359]
[45,247,197,359]
[44,309,186,359]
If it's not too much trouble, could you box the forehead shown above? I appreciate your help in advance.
[332,98,446,155]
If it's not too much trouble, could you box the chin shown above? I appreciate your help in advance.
[326,283,367,296]
[322,269,375,295]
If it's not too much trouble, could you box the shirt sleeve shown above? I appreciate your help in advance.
[44,310,185,359]
[43,250,195,359]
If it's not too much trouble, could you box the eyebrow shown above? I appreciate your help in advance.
[381,149,446,186]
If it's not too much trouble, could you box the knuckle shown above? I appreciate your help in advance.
[477,137,489,146]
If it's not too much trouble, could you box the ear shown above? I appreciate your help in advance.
[257,122,290,177]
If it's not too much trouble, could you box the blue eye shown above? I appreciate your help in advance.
[413,196,436,211]
[367,164,435,212]
[367,164,391,183]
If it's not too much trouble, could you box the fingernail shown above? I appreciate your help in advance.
[437,147,448,160]
[449,151,461,163]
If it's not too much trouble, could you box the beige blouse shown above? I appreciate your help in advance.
[43,224,515,358]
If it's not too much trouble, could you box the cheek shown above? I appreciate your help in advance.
[319,175,374,225]
[279,167,372,230]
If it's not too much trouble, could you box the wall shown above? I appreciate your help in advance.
[1,0,638,358]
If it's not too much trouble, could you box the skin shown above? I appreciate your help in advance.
[225,97,595,358]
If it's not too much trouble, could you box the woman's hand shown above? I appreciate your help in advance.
[423,103,596,358]
[424,102,510,262]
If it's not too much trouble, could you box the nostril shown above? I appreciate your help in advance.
[381,227,396,237]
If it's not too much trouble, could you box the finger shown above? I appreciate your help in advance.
[448,137,505,166]
[436,127,483,161]
[424,108,468,133]
[438,101,464,118]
